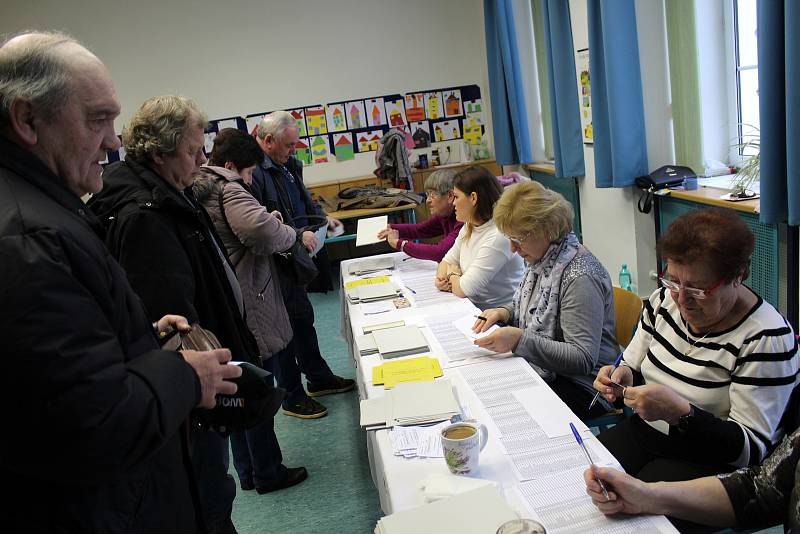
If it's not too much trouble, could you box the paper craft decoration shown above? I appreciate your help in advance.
[310,135,330,163]
[356,132,372,153]
[576,48,593,143]
[425,92,444,120]
[333,132,355,161]
[463,116,483,145]
[245,114,264,135]
[304,106,327,135]
[411,121,431,148]
[325,103,347,132]
[288,109,307,137]
[443,89,462,118]
[365,97,387,127]
[295,138,312,165]
[346,100,367,130]
[432,120,460,142]
[464,99,483,115]
[405,93,426,122]
[384,98,407,126]
[215,118,239,132]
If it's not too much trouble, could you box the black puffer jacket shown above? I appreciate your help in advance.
[0,135,203,533]
[88,157,259,366]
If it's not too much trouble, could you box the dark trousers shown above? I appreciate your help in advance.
[230,357,287,488]
[190,429,237,534]
[549,375,609,421]
[276,284,334,403]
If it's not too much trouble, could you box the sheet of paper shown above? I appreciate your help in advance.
[457,358,543,407]
[355,215,388,247]
[345,275,390,289]
[512,387,590,438]
[424,313,496,361]
[310,223,327,257]
[452,314,499,340]
[360,300,394,315]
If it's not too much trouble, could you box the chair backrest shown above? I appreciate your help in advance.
[613,286,643,348]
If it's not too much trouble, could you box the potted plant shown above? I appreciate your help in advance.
[729,126,760,199]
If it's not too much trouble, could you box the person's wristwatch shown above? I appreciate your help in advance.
[447,272,459,280]
[677,404,696,434]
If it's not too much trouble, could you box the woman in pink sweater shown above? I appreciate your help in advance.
[378,168,463,262]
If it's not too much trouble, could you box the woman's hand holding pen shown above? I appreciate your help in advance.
[472,308,509,333]
[583,465,650,515]
[594,365,633,403]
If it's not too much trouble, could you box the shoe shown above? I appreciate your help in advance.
[307,375,356,397]
[256,466,308,494]
[240,479,255,491]
[282,397,328,419]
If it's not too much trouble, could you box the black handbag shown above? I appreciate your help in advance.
[635,165,696,214]
[273,214,329,288]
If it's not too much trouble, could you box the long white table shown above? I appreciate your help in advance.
[340,253,677,532]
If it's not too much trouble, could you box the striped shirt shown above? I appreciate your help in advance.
[624,287,799,467]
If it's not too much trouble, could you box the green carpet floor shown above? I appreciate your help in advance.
[230,288,383,534]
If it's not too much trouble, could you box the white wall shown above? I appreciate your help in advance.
[1,0,491,184]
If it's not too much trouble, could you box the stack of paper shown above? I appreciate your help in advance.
[389,421,449,458]
[362,319,405,334]
[355,334,379,356]
[374,486,518,534]
[348,256,395,275]
[345,275,391,289]
[360,380,460,430]
[372,325,429,359]
[372,356,443,388]
[346,281,402,303]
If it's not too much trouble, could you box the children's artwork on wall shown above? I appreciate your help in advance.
[215,118,240,132]
[295,138,312,165]
[333,132,355,161]
[310,135,330,163]
[463,115,484,145]
[463,98,483,115]
[345,100,367,130]
[405,93,426,122]
[384,99,407,127]
[576,48,593,144]
[356,132,372,153]
[304,106,327,136]
[410,121,431,148]
[203,132,216,155]
[367,130,382,152]
[396,125,415,149]
[245,114,265,135]
[432,120,460,142]
[288,109,308,137]
[424,92,444,120]
[443,89,462,118]
[325,103,347,133]
[365,98,386,127]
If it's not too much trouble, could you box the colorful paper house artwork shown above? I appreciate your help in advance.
[384,98,407,127]
[325,103,347,133]
[294,138,312,165]
[444,89,462,118]
[310,135,329,164]
[436,120,461,141]
[405,93,426,122]
[425,92,444,120]
[288,109,308,137]
[304,106,327,136]
[365,98,386,127]
[345,100,366,130]
[245,114,265,135]
[333,132,355,161]
[357,133,372,153]
[464,99,483,115]
[411,121,431,148]
[367,131,382,151]
[397,125,415,150]
[463,116,483,145]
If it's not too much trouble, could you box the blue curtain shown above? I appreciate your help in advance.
[758,1,799,225]
[483,0,533,165]
[587,0,648,187]
[540,0,585,178]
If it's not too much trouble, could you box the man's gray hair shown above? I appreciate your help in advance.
[123,95,208,162]
[0,31,78,129]
[424,168,458,195]
[256,110,297,140]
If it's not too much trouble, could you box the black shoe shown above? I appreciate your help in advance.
[307,375,356,397]
[282,397,328,419]
[256,466,308,494]
[240,479,255,491]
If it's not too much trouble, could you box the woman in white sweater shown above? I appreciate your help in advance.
[435,166,523,309]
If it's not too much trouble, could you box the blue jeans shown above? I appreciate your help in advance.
[230,357,287,488]
[191,429,237,534]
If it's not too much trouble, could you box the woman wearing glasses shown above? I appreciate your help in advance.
[471,181,618,419]
[377,168,463,262]
[594,208,798,484]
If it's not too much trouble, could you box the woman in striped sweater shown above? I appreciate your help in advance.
[595,208,798,483]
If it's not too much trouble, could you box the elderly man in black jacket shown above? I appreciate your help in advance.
[0,31,241,533]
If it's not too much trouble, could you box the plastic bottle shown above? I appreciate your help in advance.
[619,264,632,291]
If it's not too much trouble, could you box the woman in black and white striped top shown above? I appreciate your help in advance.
[594,208,798,483]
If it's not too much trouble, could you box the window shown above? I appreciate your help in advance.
[733,0,759,155]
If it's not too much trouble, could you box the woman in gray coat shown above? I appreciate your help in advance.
[193,128,308,493]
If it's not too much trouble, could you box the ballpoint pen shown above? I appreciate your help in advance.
[404,285,417,294]
[588,352,624,411]
[570,422,609,500]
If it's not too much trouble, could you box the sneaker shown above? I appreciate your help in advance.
[282,397,328,419]
[307,375,356,397]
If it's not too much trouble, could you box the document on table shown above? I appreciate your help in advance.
[424,313,496,361]
[512,387,590,438]
[457,358,543,407]
[452,314,499,340]
[511,468,677,533]
[355,215,388,246]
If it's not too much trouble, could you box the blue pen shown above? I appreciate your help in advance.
[588,352,624,411]
[570,422,609,500]
[404,285,417,294]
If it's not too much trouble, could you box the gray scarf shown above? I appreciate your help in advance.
[513,232,581,381]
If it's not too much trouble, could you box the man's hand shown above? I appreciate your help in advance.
[181,348,243,409]
[301,230,318,252]
[622,384,691,425]
[155,314,191,335]
[594,364,634,403]
[584,465,651,516]
[327,216,343,231]
[474,326,523,353]
[472,308,509,333]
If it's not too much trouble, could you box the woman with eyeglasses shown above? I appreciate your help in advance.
[594,208,798,486]
[472,181,618,419]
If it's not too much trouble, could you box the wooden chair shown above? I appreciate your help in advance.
[585,287,644,432]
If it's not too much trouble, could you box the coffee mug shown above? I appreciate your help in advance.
[441,421,488,475]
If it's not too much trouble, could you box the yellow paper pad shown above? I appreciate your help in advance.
[372,356,443,389]
[344,275,391,289]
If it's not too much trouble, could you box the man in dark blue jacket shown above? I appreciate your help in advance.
[251,111,354,419]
